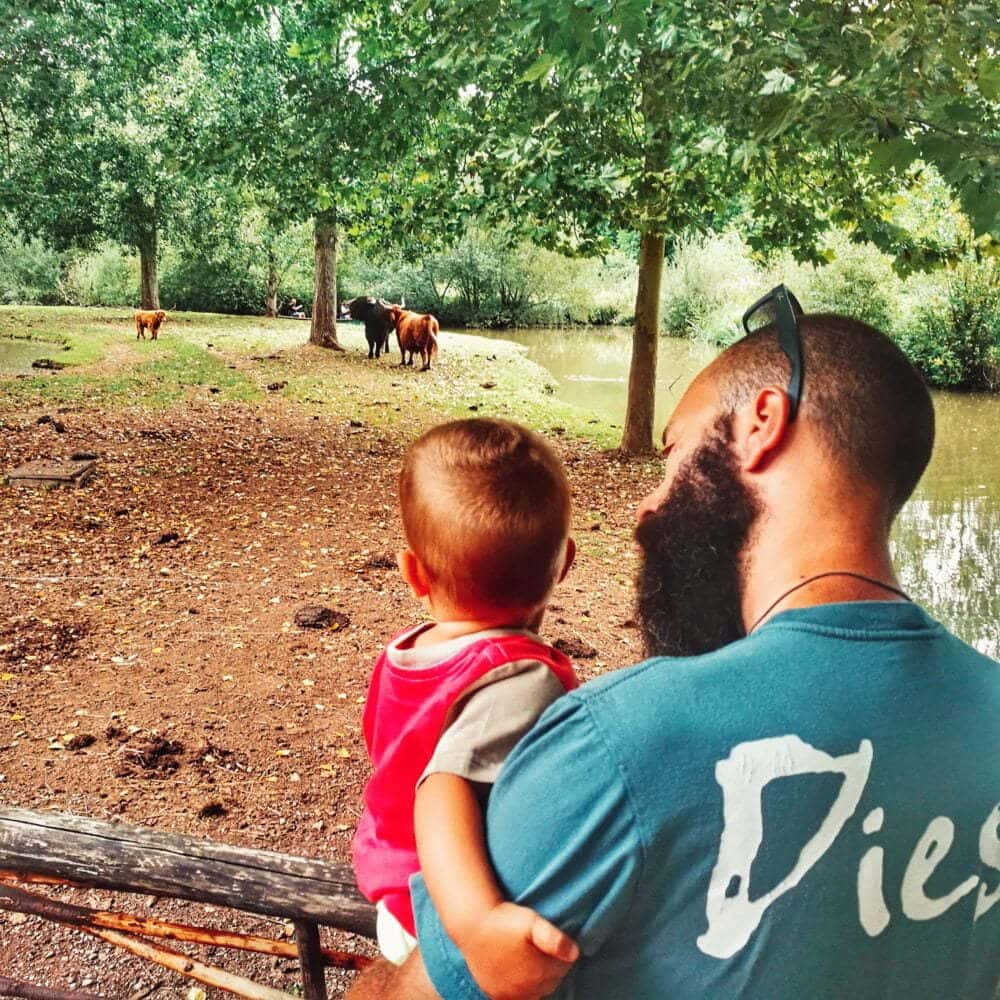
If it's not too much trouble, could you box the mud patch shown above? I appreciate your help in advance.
[119,736,185,775]
[294,606,351,630]
[0,616,90,670]
[554,636,599,659]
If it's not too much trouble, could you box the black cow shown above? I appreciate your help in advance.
[340,296,394,359]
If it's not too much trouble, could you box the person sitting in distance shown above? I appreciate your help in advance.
[280,297,306,319]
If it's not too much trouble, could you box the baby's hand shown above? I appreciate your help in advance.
[458,901,579,1000]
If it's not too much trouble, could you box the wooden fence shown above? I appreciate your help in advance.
[0,808,376,1000]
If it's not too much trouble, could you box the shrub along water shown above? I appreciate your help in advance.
[895,261,1000,391]
[658,229,999,392]
[343,228,637,328]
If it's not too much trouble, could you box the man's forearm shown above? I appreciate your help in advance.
[347,954,441,1000]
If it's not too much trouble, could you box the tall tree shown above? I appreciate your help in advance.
[0,3,105,253]
[2,2,225,308]
[411,0,1000,453]
[210,2,443,348]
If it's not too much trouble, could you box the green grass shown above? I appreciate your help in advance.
[0,305,620,446]
[0,304,123,365]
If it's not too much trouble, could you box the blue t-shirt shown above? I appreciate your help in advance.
[413,602,1000,999]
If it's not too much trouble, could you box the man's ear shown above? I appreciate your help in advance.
[734,386,793,473]
[558,537,576,582]
[397,549,432,599]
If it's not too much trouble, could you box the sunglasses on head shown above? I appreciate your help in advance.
[741,284,805,421]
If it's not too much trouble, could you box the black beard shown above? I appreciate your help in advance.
[635,419,760,658]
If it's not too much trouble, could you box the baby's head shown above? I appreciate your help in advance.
[398,419,573,623]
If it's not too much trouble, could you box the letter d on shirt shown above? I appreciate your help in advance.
[698,735,873,959]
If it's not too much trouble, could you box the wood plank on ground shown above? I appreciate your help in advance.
[6,460,96,488]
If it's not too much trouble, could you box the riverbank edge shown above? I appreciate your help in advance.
[0,305,628,450]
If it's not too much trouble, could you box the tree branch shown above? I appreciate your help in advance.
[0,101,13,170]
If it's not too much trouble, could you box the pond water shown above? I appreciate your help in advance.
[0,337,62,375]
[472,326,999,658]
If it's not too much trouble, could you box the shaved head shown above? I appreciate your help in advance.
[710,314,935,516]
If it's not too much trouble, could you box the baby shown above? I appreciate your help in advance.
[352,418,580,994]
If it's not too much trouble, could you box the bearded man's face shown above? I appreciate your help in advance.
[635,417,761,658]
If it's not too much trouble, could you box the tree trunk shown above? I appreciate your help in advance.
[264,247,279,318]
[309,211,342,350]
[620,230,665,455]
[138,227,159,310]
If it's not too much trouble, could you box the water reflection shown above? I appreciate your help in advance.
[472,326,999,657]
[0,337,59,375]
[893,392,999,658]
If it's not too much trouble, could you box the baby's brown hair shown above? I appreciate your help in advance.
[399,419,571,615]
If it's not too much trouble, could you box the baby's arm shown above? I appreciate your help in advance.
[415,773,578,1000]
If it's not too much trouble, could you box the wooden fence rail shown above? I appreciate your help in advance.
[0,808,376,1000]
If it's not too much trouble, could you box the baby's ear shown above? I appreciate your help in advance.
[398,549,432,598]
[558,537,576,583]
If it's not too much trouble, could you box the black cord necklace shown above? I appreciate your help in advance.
[749,571,911,634]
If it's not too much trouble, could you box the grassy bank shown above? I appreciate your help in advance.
[0,305,621,447]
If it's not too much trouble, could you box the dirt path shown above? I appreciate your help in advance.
[0,399,658,997]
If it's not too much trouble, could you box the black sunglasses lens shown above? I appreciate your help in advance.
[745,299,779,332]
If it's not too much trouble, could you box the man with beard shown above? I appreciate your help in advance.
[348,307,999,1000]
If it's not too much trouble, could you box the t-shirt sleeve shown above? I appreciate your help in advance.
[421,659,567,786]
[412,694,645,1000]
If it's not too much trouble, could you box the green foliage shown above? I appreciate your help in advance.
[62,244,139,306]
[0,228,63,305]
[895,261,1000,391]
[158,251,260,315]
[411,0,999,259]
[884,165,974,270]
[783,233,904,333]
[661,229,910,346]
[345,230,636,327]
[660,232,764,342]
[657,227,999,391]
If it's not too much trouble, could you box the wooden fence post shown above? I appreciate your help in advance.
[294,920,328,1000]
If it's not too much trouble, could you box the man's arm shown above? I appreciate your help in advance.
[347,954,440,1000]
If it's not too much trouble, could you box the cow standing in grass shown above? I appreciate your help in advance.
[340,297,394,359]
[387,305,439,371]
[135,310,167,340]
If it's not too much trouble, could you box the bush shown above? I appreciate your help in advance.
[659,231,766,344]
[0,228,64,304]
[895,260,1000,390]
[344,231,636,328]
[784,231,903,333]
[62,243,139,306]
[159,244,263,315]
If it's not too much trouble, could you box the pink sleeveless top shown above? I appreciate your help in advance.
[352,628,578,934]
